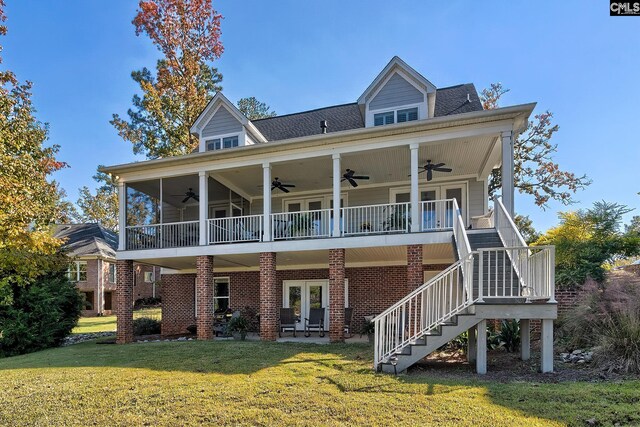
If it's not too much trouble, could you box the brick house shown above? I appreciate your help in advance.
[102,57,557,373]
[54,223,161,316]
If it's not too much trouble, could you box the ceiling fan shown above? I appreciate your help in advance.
[172,188,199,203]
[271,177,296,193]
[341,169,369,188]
[417,160,453,181]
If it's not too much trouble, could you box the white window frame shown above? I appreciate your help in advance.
[67,261,88,282]
[397,107,418,123]
[389,181,469,224]
[368,102,424,128]
[108,263,117,284]
[144,271,154,283]
[195,277,230,317]
[373,111,394,126]
[204,132,241,152]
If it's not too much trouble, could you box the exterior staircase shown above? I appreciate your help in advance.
[374,198,555,374]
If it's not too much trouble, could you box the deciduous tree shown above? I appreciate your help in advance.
[111,0,224,159]
[76,168,118,231]
[481,83,591,209]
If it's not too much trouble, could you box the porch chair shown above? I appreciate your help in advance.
[279,308,297,337]
[344,307,354,338]
[304,307,325,337]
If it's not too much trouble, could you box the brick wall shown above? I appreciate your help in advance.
[161,273,196,336]
[407,245,423,291]
[116,260,134,344]
[259,252,277,341]
[329,249,346,342]
[196,256,214,340]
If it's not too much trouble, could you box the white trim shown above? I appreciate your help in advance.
[366,102,425,128]
[201,130,245,153]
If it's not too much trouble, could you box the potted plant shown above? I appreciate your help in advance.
[360,221,372,232]
[226,315,250,340]
[360,319,376,344]
[383,205,411,232]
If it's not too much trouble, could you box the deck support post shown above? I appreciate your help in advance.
[199,172,209,246]
[260,252,277,341]
[520,319,531,361]
[541,319,554,373]
[332,154,341,237]
[329,248,346,343]
[196,255,214,340]
[115,260,134,344]
[476,319,487,374]
[409,143,420,232]
[467,325,477,363]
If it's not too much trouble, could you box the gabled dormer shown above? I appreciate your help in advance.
[191,92,267,153]
[358,56,437,127]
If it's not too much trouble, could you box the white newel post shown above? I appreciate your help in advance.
[332,154,341,238]
[410,143,420,232]
[263,162,272,242]
[118,181,126,251]
[501,130,514,216]
[199,171,209,245]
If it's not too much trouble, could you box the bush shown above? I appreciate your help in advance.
[133,317,161,336]
[134,297,161,308]
[226,315,249,340]
[497,319,520,352]
[594,305,640,373]
[0,274,83,357]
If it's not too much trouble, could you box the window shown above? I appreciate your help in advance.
[144,271,154,283]
[374,111,394,126]
[108,263,116,284]
[206,135,239,151]
[68,261,87,282]
[214,278,230,313]
[397,107,418,123]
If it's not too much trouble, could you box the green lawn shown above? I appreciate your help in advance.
[1,341,638,426]
[72,307,161,334]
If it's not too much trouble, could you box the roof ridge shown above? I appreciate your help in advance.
[437,83,475,90]
[252,102,359,122]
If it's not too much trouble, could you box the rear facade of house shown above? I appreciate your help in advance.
[103,57,557,373]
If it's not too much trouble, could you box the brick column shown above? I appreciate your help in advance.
[196,256,214,340]
[407,244,423,291]
[329,248,346,343]
[259,252,277,341]
[116,260,134,344]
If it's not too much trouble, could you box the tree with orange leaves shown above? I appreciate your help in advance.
[111,0,224,159]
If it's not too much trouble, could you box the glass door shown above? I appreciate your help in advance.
[441,184,466,225]
[283,280,328,331]
[284,282,303,328]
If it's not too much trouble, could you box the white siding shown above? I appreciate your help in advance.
[202,107,242,138]
[369,73,424,111]
[467,179,485,217]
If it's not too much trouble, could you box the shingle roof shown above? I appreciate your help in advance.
[53,223,118,259]
[251,84,483,141]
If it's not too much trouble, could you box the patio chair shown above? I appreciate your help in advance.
[279,308,297,337]
[344,307,354,338]
[213,309,237,337]
[304,307,325,337]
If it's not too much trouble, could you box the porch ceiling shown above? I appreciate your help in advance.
[139,243,455,271]
[213,135,498,199]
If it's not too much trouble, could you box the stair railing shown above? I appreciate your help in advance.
[374,254,474,369]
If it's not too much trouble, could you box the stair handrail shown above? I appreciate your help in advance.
[493,196,527,248]
[373,253,476,368]
[452,198,472,262]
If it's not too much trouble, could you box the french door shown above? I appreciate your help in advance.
[283,280,348,331]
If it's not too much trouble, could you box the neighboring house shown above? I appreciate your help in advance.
[102,57,557,374]
[53,223,161,316]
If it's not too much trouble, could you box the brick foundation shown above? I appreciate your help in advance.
[329,249,346,342]
[116,260,134,344]
[407,245,424,291]
[196,256,215,340]
[161,273,196,336]
[260,252,277,341]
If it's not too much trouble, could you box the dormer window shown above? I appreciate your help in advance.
[374,111,394,126]
[397,107,418,123]
[206,135,239,151]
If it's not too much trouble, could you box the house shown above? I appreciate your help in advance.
[53,223,161,316]
[102,57,556,374]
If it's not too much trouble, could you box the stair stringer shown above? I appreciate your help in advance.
[380,312,481,373]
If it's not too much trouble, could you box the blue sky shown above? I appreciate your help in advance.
[3,1,639,231]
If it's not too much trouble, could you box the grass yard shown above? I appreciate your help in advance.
[1,341,639,426]
[72,307,161,334]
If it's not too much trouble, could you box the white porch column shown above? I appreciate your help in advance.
[501,130,515,216]
[467,325,477,363]
[520,319,531,361]
[476,319,487,374]
[541,319,554,373]
[118,181,126,250]
[409,143,420,232]
[199,171,209,246]
[263,162,272,242]
[332,154,341,238]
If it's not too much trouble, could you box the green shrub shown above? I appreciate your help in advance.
[594,304,640,373]
[133,317,161,336]
[226,315,249,340]
[0,274,83,357]
[134,297,161,308]
[497,319,520,352]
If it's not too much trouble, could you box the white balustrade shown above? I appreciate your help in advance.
[271,209,332,240]
[341,202,410,236]
[125,221,199,250]
[208,215,263,244]
[419,199,455,231]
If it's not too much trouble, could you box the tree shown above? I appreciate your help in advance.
[111,0,224,159]
[481,83,591,209]
[625,215,640,235]
[514,214,540,245]
[76,167,119,231]
[54,185,81,224]
[237,97,276,120]
[0,0,67,294]
[536,201,640,287]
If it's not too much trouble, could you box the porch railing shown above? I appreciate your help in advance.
[125,221,199,250]
[419,199,455,231]
[342,202,410,236]
[271,208,332,240]
[208,215,263,244]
